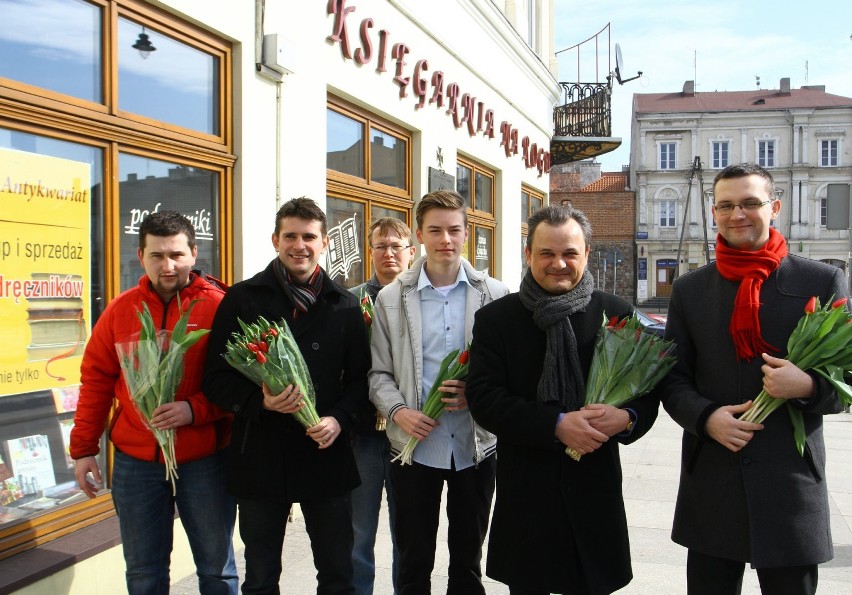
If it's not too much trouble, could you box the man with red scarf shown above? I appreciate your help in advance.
[661,163,848,595]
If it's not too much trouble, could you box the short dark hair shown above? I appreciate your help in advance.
[138,210,196,251]
[526,205,592,249]
[369,217,412,245]
[415,190,468,230]
[712,163,774,197]
[274,197,327,236]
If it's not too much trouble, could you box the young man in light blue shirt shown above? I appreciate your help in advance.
[369,190,508,595]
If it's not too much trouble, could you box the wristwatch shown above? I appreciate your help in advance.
[624,412,636,433]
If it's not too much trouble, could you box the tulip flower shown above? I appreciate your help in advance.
[566,313,677,461]
[358,287,375,341]
[740,295,852,455]
[392,344,471,465]
[115,297,210,494]
[222,316,320,430]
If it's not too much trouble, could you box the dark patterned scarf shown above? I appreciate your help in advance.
[273,258,323,319]
[518,268,594,411]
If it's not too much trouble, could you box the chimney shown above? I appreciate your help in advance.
[779,77,791,95]
[682,80,695,97]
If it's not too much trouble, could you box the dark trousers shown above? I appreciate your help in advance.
[389,456,496,595]
[687,550,818,595]
[237,494,354,595]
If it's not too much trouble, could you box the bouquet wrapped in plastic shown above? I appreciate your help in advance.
[358,287,375,342]
[222,316,320,429]
[566,313,677,461]
[740,296,851,455]
[115,298,210,494]
[392,345,469,466]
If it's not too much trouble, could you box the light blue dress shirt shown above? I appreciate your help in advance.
[412,264,475,470]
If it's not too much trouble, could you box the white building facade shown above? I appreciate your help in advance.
[0,0,557,588]
[630,79,852,302]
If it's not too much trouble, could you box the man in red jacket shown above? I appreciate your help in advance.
[70,210,237,595]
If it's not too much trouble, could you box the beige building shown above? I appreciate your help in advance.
[630,78,852,302]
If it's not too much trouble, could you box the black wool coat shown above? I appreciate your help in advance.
[467,291,659,594]
[660,254,847,568]
[202,260,370,502]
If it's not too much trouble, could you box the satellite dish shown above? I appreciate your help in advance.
[614,43,642,85]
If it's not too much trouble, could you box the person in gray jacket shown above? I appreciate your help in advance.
[661,163,848,595]
[369,190,509,595]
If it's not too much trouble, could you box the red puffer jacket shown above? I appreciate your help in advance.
[70,273,230,464]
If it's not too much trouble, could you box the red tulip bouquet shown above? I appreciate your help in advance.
[739,296,851,455]
[222,316,320,430]
[392,345,470,466]
[358,287,375,342]
[566,313,677,461]
[115,298,210,494]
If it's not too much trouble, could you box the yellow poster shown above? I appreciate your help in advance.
[0,148,91,396]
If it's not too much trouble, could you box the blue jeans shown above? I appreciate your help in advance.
[351,432,398,595]
[112,449,238,595]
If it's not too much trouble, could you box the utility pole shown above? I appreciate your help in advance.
[674,157,703,280]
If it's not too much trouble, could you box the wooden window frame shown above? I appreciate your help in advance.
[326,96,413,285]
[0,0,234,560]
[327,97,411,202]
[456,156,497,275]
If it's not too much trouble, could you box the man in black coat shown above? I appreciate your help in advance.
[466,205,659,595]
[660,163,848,595]
[203,197,370,594]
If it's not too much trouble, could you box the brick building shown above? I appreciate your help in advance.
[552,170,637,302]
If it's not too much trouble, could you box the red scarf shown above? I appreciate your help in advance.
[714,228,788,361]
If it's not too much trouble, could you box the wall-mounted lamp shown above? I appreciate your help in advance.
[133,27,156,59]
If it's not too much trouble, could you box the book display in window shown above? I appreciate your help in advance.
[25,273,87,362]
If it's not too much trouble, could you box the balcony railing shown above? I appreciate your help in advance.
[553,81,612,138]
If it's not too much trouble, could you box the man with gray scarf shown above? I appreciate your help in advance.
[466,205,659,595]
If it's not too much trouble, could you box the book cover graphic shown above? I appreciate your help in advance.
[58,418,75,469]
[0,477,24,506]
[26,273,87,362]
[326,215,361,281]
[0,452,11,482]
[8,434,56,496]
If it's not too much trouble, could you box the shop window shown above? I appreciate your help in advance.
[457,157,497,275]
[0,0,233,560]
[327,102,409,195]
[117,17,220,135]
[118,154,221,292]
[0,129,107,541]
[326,97,413,289]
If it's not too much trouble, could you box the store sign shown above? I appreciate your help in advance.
[0,149,92,396]
[327,0,552,176]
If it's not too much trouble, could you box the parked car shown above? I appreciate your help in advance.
[636,310,666,337]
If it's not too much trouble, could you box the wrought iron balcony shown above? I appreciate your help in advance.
[551,80,621,165]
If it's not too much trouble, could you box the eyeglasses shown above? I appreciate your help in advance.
[712,199,774,215]
[371,244,411,254]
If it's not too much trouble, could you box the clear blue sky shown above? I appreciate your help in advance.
[554,0,852,171]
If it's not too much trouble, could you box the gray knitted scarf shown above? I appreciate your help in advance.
[518,268,594,411]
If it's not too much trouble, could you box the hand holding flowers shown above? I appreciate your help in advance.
[222,316,321,432]
[739,296,851,455]
[392,345,470,465]
[566,313,677,461]
[115,298,210,494]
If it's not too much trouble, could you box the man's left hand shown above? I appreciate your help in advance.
[306,416,342,449]
[439,379,468,412]
[150,401,192,429]
[582,403,631,437]
[761,353,815,400]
